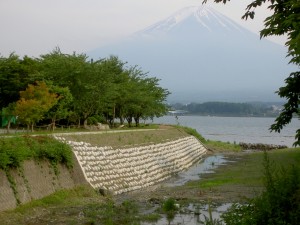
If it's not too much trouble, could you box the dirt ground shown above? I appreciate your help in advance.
[0,153,259,225]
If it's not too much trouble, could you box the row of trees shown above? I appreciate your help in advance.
[0,49,170,131]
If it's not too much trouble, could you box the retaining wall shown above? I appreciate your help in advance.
[0,156,87,212]
[55,135,207,195]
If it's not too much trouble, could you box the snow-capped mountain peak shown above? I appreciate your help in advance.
[138,5,245,35]
[89,5,292,103]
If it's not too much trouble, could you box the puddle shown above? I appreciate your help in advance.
[142,203,232,225]
[163,155,229,187]
[141,155,233,225]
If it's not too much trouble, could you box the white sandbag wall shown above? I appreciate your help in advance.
[54,136,207,195]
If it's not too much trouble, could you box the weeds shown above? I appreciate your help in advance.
[201,201,223,225]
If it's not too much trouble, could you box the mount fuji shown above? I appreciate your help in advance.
[89,6,296,103]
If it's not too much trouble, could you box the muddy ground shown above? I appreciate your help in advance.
[115,153,259,204]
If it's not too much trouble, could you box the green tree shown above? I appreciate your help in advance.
[204,0,300,146]
[14,81,58,131]
[46,84,73,131]
[123,67,170,127]
[0,54,39,109]
[1,103,17,133]
[40,49,117,128]
[91,55,126,127]
[40,49,93,127]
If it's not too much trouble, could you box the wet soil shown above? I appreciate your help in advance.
[115,153,259,205]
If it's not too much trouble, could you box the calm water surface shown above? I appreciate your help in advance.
[150,116,299,147]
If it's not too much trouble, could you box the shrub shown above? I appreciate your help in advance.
[222,151,300,225]
[162,198,177,212]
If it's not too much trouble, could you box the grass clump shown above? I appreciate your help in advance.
[162,198,177,213]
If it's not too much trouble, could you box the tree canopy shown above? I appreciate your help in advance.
[0,49,170,131]
[204,0,300,146]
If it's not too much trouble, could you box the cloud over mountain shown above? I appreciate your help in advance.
[89,6,295,103]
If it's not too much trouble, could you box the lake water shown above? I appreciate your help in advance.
[149,116,300,147]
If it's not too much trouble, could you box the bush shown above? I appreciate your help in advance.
[222,151,300,225]
[87,116,98,125]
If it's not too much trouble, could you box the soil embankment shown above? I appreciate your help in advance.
[0,126,207,212]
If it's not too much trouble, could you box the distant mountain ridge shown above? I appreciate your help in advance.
[89,5,296,103]
[171,101,283,117]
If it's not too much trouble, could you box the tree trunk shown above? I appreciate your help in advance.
[112,104,115,128]
[126,117,132,127]
[120,117,124,125]
[134,117,140,127]
[83,119,88,128]
[78,118,81,128]
[6,120,11,134]
[134,116,140,127]
[83,113,88,128]
[51,117,56,131]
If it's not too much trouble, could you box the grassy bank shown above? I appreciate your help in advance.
[184,148,300,202]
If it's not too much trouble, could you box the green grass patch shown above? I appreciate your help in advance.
[62,127,188,148]
[205,140,242,152]
[196,178,241,189]
[0,135,73,170]
[189,148,300,190]
[14,185,97,214]
[140,213,161,222]
[174,125,206,143]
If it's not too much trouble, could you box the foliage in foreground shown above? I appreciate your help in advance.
[222,151,300,225]
[0,136,73,170]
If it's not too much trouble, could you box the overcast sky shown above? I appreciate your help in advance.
[0,0,286,57]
